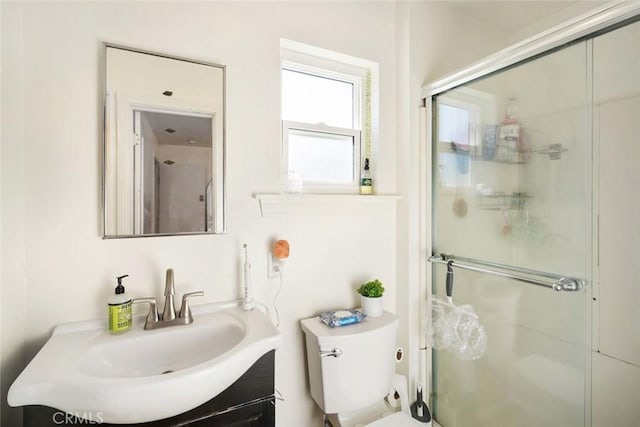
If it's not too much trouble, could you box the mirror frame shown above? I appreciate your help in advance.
[102,43,226,238]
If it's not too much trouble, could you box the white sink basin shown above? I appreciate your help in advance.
[77,314,246,378]
[8,303,281,424]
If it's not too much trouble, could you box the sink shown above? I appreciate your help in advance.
[77,312,246,378]
[8,303,281,424]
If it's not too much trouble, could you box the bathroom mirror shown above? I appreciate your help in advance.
[103,44,225,237]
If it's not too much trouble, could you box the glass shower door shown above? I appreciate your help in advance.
[430,40,590,427]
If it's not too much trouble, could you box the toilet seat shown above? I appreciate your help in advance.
[366,411,427,426]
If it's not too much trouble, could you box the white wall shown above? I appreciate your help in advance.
[592,18,640,425]
[507,1,609,45]
[1,2,26,427]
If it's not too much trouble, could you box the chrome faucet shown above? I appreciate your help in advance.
[162,269,177,321]
[133,268,204,330]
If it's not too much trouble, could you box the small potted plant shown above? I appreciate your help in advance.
[357,279,385,317]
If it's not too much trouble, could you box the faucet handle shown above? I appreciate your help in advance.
[178,291,205,322]
[133,297,159,329]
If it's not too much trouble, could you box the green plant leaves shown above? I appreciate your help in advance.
[357,279,385,298]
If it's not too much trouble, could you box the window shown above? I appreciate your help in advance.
[439,103,473,146]
[281,40,375,193]
[282,68,355,128]
[436,94,483,188]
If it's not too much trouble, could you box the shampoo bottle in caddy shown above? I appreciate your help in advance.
[108,274,132,334]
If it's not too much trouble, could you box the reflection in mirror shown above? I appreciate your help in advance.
[103,44,225,237]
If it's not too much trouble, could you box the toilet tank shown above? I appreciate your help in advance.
[300,311,400,414]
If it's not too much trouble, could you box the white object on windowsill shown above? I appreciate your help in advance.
[283,170,303,194]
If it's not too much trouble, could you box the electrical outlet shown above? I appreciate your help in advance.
[267,252,279,278]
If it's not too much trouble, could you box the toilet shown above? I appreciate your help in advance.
[300,311,425,426]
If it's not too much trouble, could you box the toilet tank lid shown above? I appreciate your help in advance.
[300,311,399,341]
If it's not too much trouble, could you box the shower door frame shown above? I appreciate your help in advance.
[420,2,640,426]
[421,1,640,99]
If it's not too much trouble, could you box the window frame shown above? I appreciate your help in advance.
[435,88,496,190]
[281,61,362,130]
[437,97,481,149]
[436,97,479,189]
[282,120,361,190]
[281,42,373,194]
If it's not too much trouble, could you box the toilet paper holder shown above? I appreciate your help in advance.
[320,348,343,358]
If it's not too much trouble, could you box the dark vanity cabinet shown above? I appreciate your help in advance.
[24,351,276,427]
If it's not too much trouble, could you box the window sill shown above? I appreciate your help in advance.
[253,193,401,218]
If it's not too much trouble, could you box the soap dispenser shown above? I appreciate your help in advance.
[108,274,132,334]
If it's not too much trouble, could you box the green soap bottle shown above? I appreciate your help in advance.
[360,158,373,195]
[108,274,132,334]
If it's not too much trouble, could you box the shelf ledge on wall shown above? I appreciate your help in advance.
[253,193,401,218]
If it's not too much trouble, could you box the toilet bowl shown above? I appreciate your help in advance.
[300,311,429,427]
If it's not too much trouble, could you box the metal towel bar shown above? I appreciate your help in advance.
[428,254,585,292]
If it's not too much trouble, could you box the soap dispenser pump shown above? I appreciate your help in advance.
[108,274,132,334]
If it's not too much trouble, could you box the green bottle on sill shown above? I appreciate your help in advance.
[360,158,373,195]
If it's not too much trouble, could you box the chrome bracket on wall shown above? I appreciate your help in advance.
[536,143,568,160]
[553,277,585,292]
[428,253,585,292]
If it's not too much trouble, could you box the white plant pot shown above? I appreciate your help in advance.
[361,295,383,317]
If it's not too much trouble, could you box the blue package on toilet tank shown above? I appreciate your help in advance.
[319,309,366,327]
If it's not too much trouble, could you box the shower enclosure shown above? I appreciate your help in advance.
[424,3,640,426]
